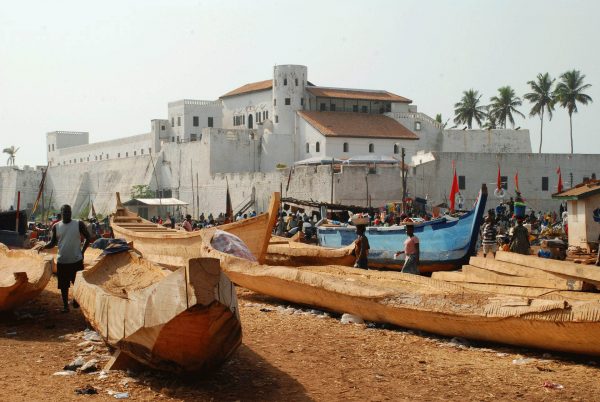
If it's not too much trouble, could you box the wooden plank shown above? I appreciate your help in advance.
[431,271,468,282]
[451,282,600,300]
[469,256,575,281]
[462,265,583,290]
[496,251,600,286]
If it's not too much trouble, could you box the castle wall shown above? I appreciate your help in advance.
[0,166,42,214]
[441,129,532,153]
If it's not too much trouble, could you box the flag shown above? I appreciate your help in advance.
[225,178,233,221]
[557,167,563,193]
[496,165,501,190]
[449,164,459,211]
[514,171,519,192]
[31,166,48,215]
[88,201,97,219]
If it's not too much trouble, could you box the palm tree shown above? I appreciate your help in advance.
[453,89,487,129]
[2,146,19,166]
[482,107,497,130]
[488,86,525,128]
[524,73,555,153]
[554,70,593,154]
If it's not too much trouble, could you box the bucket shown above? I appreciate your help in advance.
[514,203,526,218]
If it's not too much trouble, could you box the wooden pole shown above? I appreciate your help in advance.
[195,172,199,219]
[330,158,334,205]
[365,173,369,207]
[190,160,195,219]
[401,147,406,213]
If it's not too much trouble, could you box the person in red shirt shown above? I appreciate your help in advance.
[394,224,420,275]
[182,214,193,232]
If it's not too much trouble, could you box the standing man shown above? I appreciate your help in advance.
[395,224,420,275]
[510,217,530,255]
[182,214,193,232]
[38,205,91,313]
[353,225,370,269]
[481,215,498,258]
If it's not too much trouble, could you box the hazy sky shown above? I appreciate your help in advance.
[1,0,598,166]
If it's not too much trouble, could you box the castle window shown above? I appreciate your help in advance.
[275,115,279,123]
[361,105,368,113]
[172,136,175,142]
[353,105,359,112]
[415,121,422,131]
[385,103,391,112]
[274,99,276,106]
[106,154,109,159]
[161,125,165,131]
[118,153,120,158]
[542,177,548,191]
[301,98,304,106]
[52,144,55,151]
[369,143,374,153]
[242,115,245,124]
[500,176,508,190]
[285,98,290,105]
[177,116,181,126]
[208,117,213,127]
[394,144,399,154]
[266,111,269,119]
[343,142,349,152]
[459,176,466,190]
[190,134,197,141]
[95,156,97,160]
[149,148,151,153]
[171,117,174,127]
[295,78,298,86]
[306,143,309,153]
[316,142,320,153]
[193,116,199,127]
[284,78,287,86]
[320,103,326,111]
[48,145,50,152]
[87,157,89,161]
[330,104,336,112]
[126,152,128,157]
[141,149,144,155]
[134,151,137,156]
[256,112,259,123]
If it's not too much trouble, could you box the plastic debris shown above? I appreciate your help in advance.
[80,359,99,373]
[75,385,98,395]
[449,337,470,348]
[64,356,85,371]
[114,392,130,399]
[53,370,76,376]
[512,357,536,365]
[496,353,509,357]
[98,371,109,380]
[543,380,564,389]
[83,329,102,342]
[340,313,364,324]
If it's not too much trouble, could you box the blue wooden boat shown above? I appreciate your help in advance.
[317,184,488,273]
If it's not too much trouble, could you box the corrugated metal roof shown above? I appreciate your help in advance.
[298,111,418,140]
[553,180,600,199]
[123,198,189,206]
[307,87,411,103]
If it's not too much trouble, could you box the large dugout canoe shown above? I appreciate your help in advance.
[0,243,52,311]
[201,228,600,357]
[110,192,280,267]
[72,251,241,372]
[317,185,488,272]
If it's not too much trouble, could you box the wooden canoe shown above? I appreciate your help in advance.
[266,236,355,267]
[72,251,241,373]
[201,228,600,357]
[110,192,280,267]
[0,243,52,311]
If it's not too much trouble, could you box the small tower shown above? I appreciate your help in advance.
[272,65,307,135]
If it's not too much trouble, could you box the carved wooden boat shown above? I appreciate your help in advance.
[0,243,52,311]
[316,185,488,272]
[72,251,241,372]
[110,192,278,268]
[201,228,600,357]
[266,235,355,267]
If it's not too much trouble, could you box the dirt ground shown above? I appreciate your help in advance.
[1,277,600,402]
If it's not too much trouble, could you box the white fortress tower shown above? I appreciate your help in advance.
[272,65,307,135]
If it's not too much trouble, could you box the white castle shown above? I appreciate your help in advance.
[1,64,597,216]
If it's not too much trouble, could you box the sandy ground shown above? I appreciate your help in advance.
[1,277,600,401]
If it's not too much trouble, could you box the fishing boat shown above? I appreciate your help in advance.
[201,228,600,357]
[266,235,355,267]
[316,184,488,272]
[0,243,52,311]
[110,192,278,267]
[72,250,241,373]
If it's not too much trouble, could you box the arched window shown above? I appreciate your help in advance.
[343,142,349,152]
[306,142,309,153]
[393,144,399,154]
[316,142,320,152]
[369,143,374,153]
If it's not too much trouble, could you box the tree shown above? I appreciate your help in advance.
[554,69,593,154]
[453,89,487,129]
[524,73,555,153]
[488,86,525,128]
[2,146,19,166]
[482,107,497,130]
[131,184,155,199]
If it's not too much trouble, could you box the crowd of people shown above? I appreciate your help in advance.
[149,210,258,232]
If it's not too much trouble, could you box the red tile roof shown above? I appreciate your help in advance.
[307,87,411,103]
[553,180,600,199]
[221,79,272,98]
[298,111,418,140]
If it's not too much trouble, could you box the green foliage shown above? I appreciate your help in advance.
[453,89,487,129]
[78,205,90,220]
[554,70,593,154]
[131,184,154,199]
[435,114,442,123]
[524,73,556,153]
[488,86,525,128]
[276,163,287,169]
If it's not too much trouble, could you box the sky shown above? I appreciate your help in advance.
[0,0,598,166]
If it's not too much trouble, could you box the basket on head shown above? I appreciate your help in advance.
[350,215,370,226]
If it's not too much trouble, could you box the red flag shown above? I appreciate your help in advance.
[449,166,459,211]
[514,171,519,192]
[557,167,563,193]
[496,165,501,190]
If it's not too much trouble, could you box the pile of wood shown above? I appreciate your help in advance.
[432,251,599,298]
[566,246,598,265]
